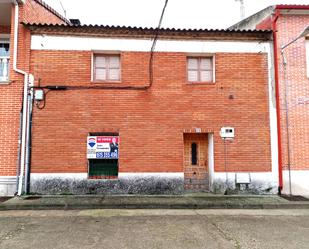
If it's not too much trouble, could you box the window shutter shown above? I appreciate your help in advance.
[94,54,120,81]
[109,69,120,80]
[200,70,212,82]
[188,58,198,70]
[200,58,212,70]
[109,56,120,68]
[95,68,106,80]
[108,56,120,80]
[95,56,106,68]
[187,57,213,83]
[188,70,198,82]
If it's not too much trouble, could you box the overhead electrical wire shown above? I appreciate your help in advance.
[149,0,169,89]
[33,0,169,97]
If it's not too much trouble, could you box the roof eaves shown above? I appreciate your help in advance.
[22,22,271,33]
[22,22,272,42]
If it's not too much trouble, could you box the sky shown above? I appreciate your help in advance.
[44,0,309,29]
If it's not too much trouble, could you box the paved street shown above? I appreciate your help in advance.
[1,209,309,249]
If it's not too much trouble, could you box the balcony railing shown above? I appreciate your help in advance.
[0,57,9,82]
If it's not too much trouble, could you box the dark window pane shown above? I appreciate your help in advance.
[89,159,118,179]
[0,43,9,57]
[191,143,197,165]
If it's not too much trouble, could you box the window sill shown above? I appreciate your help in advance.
[88,176,118,180]
[186,81,216,85]
[0,81,11,85]
[91,80,122,84]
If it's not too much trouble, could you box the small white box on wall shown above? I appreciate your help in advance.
[220,127,235,139]
[34,89,44,101]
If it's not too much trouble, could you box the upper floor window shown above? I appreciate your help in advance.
[93,54,120,82]
[187,57,214,83]
[0,41,9,82]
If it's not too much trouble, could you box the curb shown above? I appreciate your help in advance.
[1,202,309,210]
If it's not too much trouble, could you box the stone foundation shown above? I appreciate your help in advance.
[29,172,279,195]
[30,174,184,195]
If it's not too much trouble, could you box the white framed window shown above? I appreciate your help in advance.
[0,39,10,82]
[187,56,214,83]
[93,54,120,82]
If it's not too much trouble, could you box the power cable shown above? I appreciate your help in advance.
[149,0,169,88]
[33,0,169,102]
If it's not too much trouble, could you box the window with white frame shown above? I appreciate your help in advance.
[187,57,214,83]
[0,40,10,82]
[93,54,120,82]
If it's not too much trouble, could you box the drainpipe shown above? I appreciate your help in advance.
[271,8,283,193]
[281,51,292,195]
[24,77,33,194]
[12,1,29,196]
[15,108,23,194]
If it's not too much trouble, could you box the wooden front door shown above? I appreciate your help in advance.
[183,133,209,191]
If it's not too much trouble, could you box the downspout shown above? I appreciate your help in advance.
[15,108,23,194]
[12,1,29,196]
[272,8,283,193]
[281,51,292,195]
[24,79,33,194]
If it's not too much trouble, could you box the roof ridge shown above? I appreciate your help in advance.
[33,0,71,25]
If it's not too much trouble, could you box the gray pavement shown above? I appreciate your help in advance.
[1,194,309,210]
[1,209,309,249]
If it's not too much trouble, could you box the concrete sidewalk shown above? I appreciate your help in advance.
[0,194,309,210]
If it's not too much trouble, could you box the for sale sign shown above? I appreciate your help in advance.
[87,136,119,159]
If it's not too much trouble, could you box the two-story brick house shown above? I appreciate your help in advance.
[20,23,278,195]
[0,0,69,195]
[231,5,309,195]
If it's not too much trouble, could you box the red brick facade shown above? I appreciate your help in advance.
[237,7,309,172]
[0,0,67,178]
[21,0,69,25]
[276,15,309,171]
[29,49,271,175]
[0,23,16,176]
[231,5,309,194]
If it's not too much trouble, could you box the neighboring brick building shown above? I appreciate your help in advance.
[231,5,309,195]
[22,24,278,195]
[0,0,68,195]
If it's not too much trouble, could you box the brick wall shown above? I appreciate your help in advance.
[29,50,272,174]
[21,0,68,25]
[276,15,309,171]
[0,9,22,176]
[0,0,67,176]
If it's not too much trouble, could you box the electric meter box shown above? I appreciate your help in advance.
[34,89,44,101]
[220,127,235,138]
